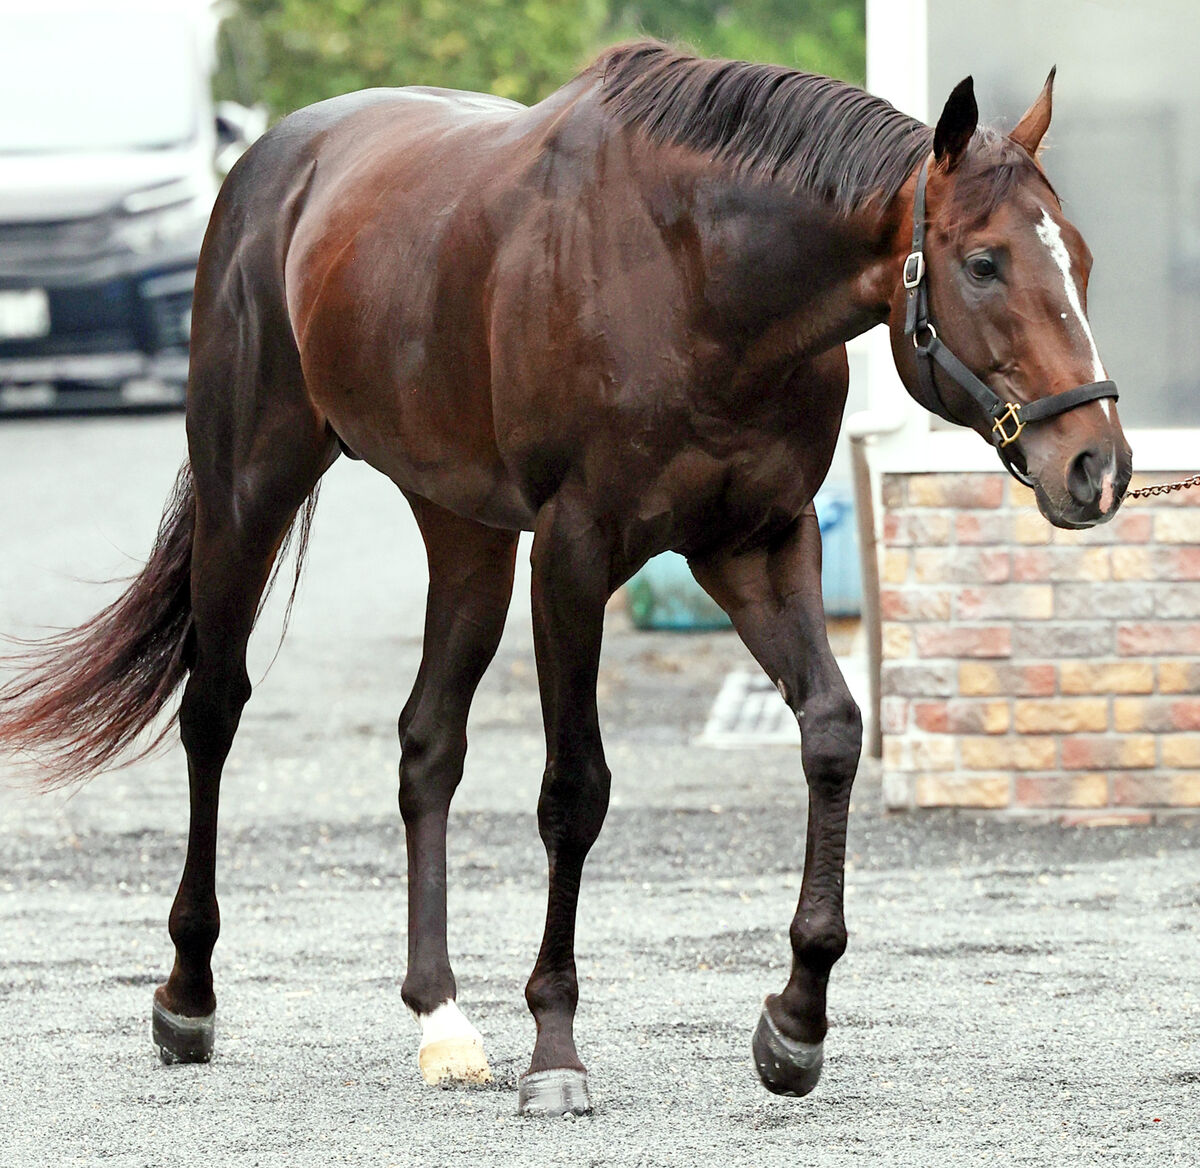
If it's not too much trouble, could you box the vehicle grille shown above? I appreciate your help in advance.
[146,288,191,349]
[0,216,119,268]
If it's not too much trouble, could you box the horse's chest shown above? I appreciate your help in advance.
[720,445,815,524]
[624,432,815,560]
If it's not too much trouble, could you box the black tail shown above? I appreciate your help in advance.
[0,462,318,789]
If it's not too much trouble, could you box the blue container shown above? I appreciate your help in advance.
[814,486,862,618]
[626,549,730,630]
[626,486,862,629]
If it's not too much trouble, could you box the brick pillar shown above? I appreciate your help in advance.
[879,472,1200,820]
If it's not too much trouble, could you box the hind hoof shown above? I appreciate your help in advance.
[419,1037,493,1086]
[152,995,215,1065]
[752,1004,823,1097]
[518,1068,593,1117]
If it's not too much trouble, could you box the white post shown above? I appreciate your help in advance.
[849,0,933,765]
[860,0,930,442]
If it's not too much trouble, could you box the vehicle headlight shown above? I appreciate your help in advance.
[113,180,210,255]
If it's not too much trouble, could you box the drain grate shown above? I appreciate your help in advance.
[696,671,800,748]
[696,657,869,749]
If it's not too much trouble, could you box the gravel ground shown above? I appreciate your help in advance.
[1,415,1197,1167]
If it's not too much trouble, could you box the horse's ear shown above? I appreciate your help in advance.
[1010,67,1056,157]
[933,77,978,169]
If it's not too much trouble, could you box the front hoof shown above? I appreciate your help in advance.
[152,994,215,1065]
[419,1037,493,1086]
[752,1004,823,1097]
[518,1069,593,1117]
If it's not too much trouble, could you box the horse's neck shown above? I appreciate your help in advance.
[671,169,902,365]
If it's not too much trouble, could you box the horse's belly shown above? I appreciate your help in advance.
[314,371,535,530]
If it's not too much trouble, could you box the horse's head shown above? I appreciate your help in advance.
[889,72,1131,529]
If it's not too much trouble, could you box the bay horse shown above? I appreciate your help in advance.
[0,42,1131,1116]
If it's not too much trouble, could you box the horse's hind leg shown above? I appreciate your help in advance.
[154,444,337,1061]
[152,269,339,1062]
[397,496,518,1085]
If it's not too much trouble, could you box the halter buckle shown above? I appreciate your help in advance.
[992,402,1024,447]
[902,251,925,289]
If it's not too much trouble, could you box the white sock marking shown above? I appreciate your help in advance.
[414,1000,483,1051]
[1035,210,1110,418]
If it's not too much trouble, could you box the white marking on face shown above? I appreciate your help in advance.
[1100,472,1115,514]
[413,1000,484,1051]
[1034,209,1110,418]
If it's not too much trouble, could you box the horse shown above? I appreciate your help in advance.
[0,42,1132,1116]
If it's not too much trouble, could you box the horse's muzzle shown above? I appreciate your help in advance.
[1035,444,1132,529]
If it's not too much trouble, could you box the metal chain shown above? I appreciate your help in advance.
[1127,474,1200,499]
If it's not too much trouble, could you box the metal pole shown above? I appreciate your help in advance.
[850,432,883,759]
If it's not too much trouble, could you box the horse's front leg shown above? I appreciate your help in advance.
[397,497,519,1086]
[692,505,863,1097]
[519,490,614,1117]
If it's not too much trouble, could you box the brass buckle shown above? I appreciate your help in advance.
[992,402,1024,447]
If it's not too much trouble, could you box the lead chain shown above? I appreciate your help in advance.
[1126,474,1200,499]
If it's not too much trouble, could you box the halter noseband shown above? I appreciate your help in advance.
[901,157,1118,486]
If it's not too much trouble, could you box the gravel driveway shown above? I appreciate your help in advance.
[0,416,1196,1166]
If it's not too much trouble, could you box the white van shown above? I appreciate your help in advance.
[0,0,253,411]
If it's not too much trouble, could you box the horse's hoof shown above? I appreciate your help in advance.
[518,1068,593,1117]
[752,1004,823,1097]
[419,1037,493,1085]
[415,1001,493,1085]
[152,996,215,1065]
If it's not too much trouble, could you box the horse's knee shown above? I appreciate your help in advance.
[537,756,611,853]
[798,690,861,787]
[397,726,466,822]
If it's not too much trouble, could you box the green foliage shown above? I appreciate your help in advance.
[215,0,608,112]
[607,0,865,83]
[214,0,865,119]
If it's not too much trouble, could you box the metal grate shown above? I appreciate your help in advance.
[696,671,801,748]
[696,656,870,749]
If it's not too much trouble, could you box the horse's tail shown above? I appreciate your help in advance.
[0,462,317,790]
[0,464,197,788]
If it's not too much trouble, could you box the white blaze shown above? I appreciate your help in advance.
[1034,209,1109,418]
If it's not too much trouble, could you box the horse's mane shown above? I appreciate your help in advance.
[593,42,1057,226]
[594,42,933,214]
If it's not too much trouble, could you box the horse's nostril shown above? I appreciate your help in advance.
[1067,448,1107,506]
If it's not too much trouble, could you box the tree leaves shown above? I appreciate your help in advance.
[213,0,865,119]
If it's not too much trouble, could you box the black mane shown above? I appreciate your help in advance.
[596,42,933,214]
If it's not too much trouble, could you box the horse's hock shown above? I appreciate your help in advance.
[879,472,1200,821]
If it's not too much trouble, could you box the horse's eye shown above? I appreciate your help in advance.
[966,254,998,281]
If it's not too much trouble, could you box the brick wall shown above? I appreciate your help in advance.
[879,472,1200,820]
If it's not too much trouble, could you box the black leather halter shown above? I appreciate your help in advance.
[901,158,1118,486]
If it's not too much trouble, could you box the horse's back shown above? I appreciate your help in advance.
[204,82,531,289]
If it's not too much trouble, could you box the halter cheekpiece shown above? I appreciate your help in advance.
[901,157,1119,486]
